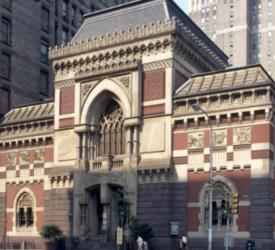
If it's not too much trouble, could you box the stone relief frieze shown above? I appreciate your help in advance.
[7,152,16,166]
[213,129,227,147]
[188,132,204,149]
[233,127,251,145]
[20,151,30,165]
[34,149,45,162]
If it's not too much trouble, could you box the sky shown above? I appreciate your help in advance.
[174,0,188,13]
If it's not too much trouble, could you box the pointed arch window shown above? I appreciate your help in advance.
[97,99,125,157]
[16,192,34,228]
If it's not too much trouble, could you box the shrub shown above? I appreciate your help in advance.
[129,218,154,241]
[40,225,62,242]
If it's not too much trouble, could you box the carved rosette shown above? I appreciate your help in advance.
[233,127,251,145]
[188,132,204,149]
[7,152,16,166]
[213,129,227,147]
[20,151,30,165]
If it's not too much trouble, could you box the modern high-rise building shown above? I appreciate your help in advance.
[0,0,131,116]
[189,0,275,76]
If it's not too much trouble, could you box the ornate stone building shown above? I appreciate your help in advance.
[0,0,274,249]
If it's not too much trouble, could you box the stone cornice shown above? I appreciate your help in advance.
[49,19,176,60]
[49,18,227,69]
[55,79,75,89]
[75,58,140,80]
[143,59,173,71]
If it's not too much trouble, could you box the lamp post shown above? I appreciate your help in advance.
[191,104,213,250]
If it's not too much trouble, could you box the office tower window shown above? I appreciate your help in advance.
[0,89,10,116]
[62,0,69,22]
[80,10,85,23]
[71,5,77,26]
[0,18,11,45]
[2,0,12,10]
[62,28,69,43]
[1,53,11,80]
[55,22,58,45]
[40,39,49,63]
[40,70,49,95]
[41,7,50,32]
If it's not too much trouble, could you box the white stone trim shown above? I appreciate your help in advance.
[59,114,75,119]
[188,231,250,238]
[10,187,38,236]
[80,78,131,124]
[142,99,165,107]
[173,149,188,157]
[251,143,273,151]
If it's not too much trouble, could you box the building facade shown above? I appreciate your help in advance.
[189,0,275,77]
[0,0,274,249]
[0,0,131,117]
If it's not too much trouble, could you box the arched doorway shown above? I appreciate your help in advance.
[85,183,127,241]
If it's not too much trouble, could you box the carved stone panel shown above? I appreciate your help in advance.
[188,132,204,149]
[6,152,16,166]
[233,127,251,145]
[213,129,227,147]
[20,151,30,165]
[34,149,45,163]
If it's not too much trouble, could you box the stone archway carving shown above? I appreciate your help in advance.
[81,78,131,125]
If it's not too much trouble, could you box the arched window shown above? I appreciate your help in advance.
[97,99,125,157]
[204,181,232,228]
[16,192,34,228]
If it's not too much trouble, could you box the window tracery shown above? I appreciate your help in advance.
[96,99,125,157]
[16,192,34,229]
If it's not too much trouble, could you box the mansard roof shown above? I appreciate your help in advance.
[174,65,274,98]
[50,0,227,66]
[0,100,54,125]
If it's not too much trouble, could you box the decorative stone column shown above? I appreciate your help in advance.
[74,125,91,170]
[100,183,111,241]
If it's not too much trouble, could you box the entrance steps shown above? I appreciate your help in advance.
[75,237,116,250]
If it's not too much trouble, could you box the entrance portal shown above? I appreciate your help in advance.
[86,183,124,241]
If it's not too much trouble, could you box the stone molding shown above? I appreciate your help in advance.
[55,79,75,89]
[49,19,177,60]
[75,58,140,80]
[49,18,226,69]
[138,168,172,184]
[143,59,173,71]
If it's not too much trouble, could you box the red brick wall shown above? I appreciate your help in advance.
[237,206,250,231]
[188,207,200,231]
[227,128,233,145]
[60,86,75,115]
[252,123,272,144]
[173,132,187,150]
[59,118,74,127]
[142,104,165,116]
[143,69,165,101]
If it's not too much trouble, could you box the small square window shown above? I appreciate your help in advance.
[0,18,11,45]
[41,7,50,32]
[0,53,11,80]
[62,28,69,43]
[40,70,49,95]
[40,40,49,63]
